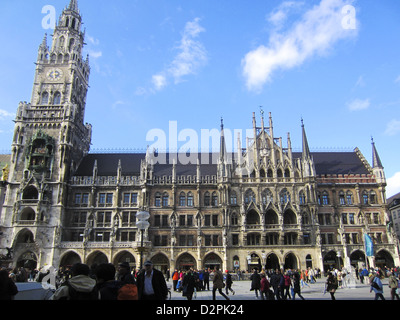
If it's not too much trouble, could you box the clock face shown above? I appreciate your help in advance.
[47,68,63,81]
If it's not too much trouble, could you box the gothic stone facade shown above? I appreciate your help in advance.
[0,1,399,273]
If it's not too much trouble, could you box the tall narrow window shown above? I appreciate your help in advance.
[53,92,61,105]
[41,92,49,105]
[187,192,194,207]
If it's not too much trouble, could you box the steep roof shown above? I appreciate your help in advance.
[74,151,371,177]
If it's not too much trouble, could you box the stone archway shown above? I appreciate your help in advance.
[114,251,136,270]
[16,251,38,270]
[203,252,223,271]
[349,250,366,269]
[151,253,170,274]
[375,249,395,269]
[284,252,298,270]
[86,251,108,267]
[323,250,343,272]
[176,252,197,271]
[265,252,280,271]
[60,251,82,267]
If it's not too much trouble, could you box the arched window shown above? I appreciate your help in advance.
[230,191,237,205]
[322,191,329,205]
[53,92,61,105]
[212,192,218,206]
[280,189,291,204]
[179,192,186,206]
[262,189,273,205]
[231,213,238,226]
[58,36,65,49]
[155,192,161,207]
[41,92,49,105]
[162,192,169,207]
[346,191,353,205]
[339,191,345,205]
[187,192,194,207]
[204,192,210,206]
[245,189,256,205]
[299,191,306,205]
[68,38,75,52]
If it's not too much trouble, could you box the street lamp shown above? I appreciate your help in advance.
[136,211,150,270]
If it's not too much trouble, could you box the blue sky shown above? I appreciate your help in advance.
[0,0,399,197]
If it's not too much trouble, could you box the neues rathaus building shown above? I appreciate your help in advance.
[1,1,399,273]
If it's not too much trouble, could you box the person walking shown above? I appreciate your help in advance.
[212,266,229,300]
[225,271,235,295]
[326,272,338,300]
[250,269,261,299]
[387,271,400,300]
[182,269,196,301]
[260,274,270,300]
[172,269,180,291]
[283,271,292,300]
[270,269,282,300]
[203,269,210,291]
[292,272,305,300]
[136,260,168,300]
[370,273,385,300]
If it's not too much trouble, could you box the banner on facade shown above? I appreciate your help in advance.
[364,233,374,257]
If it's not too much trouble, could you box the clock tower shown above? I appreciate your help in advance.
[2,0,92,268]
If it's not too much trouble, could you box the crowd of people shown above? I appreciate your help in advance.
[1,263,400,300]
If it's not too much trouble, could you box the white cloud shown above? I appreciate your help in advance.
[143,17,207,94]
[387,171,400,198]
[347,98,370,111]
[395,75,400,84]
[0,109,15,120]
[86,34,100,46]
[88,50,102,59]
[267,1,304,28]
[242,0,357,92]
[384,119,400,136]
[168,18,207,83]
[152,74,167,91]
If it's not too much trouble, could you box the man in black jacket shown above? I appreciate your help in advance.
[137,260,168,300]
[270,269,283,300]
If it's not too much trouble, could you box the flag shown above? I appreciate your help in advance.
[364,233,374,257]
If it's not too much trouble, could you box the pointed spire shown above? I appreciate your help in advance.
[38,33,48,52]
[371,137,383,168]
[301,118,311,160]
[68,0,79,12]
[220,117,226,161]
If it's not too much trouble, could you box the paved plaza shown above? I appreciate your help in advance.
[167,277,394,301]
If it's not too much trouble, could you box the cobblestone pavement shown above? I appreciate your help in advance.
[167,277,393,301]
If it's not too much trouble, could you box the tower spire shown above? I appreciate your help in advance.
[371,137,383,168]
[68,0,79,12]
[220,117,226,161]
[301,118,311,160]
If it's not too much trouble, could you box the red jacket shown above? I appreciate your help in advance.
[260,278,270,292]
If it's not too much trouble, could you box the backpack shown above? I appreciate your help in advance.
[117,284,138,300]
[66,281,99,300]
